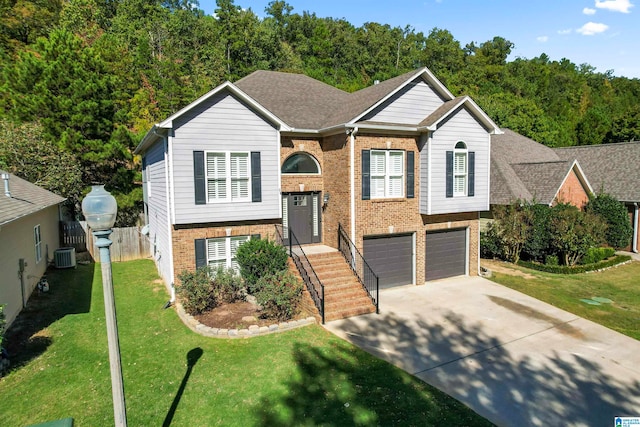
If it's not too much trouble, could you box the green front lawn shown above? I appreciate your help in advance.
[0,260,492,426]
[486,260,640,340]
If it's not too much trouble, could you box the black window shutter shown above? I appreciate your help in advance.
[446,151,453,198]
[468,151,475,197]
[195,239,206,269]
[406,151,415,199]
[362,150,370,200]
[251,234,261,240]
[193,151,206,205]
[251,152,261,202]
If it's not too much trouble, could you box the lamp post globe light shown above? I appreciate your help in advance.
[82,185,127,427]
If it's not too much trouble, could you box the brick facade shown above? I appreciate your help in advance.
[173,131,481,287]
[172,220,279,280]
[352,133,480,284]
[555,168,590,208]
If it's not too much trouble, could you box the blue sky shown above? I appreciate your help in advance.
[197,0,640,79]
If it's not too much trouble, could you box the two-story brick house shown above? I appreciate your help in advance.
[134,67,501,321]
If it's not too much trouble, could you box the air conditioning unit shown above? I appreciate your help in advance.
[54,247,76,269]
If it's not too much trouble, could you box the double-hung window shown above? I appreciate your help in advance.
[207,236,250,273]
[34,224,42,263]
[453,142,467,196]
[206,152,250,202]
[370,149,404,198]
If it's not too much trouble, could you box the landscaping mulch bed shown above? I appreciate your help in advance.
[194,301,305,330]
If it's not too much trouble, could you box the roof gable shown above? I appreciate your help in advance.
[490,129,593,205]
[419,96,502,134]
[554,142,640,202]
[0,170,65,226]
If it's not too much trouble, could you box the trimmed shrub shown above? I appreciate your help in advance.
[255,270,303,322]
[586,193,633,249]
[236,238,288,294]
[549,203,607,265]
[211,266,245,304]
[480,228,503,259]
[545,254,559,266]
[177,267,215,315]
[522,204,552,262]
[518,255,630,274]
[490,201,533,263]
[581,247,616,265]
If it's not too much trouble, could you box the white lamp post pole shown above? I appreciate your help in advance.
[82,186,127,427]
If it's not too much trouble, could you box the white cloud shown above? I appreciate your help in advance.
[583,7,597,14]
[577,21,610,35]
[558,29,572,35]
[595,0,634,13]
[537,36,549,42]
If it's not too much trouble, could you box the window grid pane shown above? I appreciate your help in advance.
[370,150,404,198]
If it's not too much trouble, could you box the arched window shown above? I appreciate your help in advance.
[453,141,467,196]
[281,152,320,174]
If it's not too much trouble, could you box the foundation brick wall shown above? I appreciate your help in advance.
[555,169,590,208]
[354,134,480,284]
[172,220,279,281]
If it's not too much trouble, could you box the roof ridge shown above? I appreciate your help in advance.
[555,141,640,149]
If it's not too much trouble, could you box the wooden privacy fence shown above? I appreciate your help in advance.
[60,221,151,262]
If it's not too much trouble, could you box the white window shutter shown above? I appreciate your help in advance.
[388,151,403,175]
[371,151,386,175]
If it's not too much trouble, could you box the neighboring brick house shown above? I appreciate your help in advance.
[0,171,65,326]
[555,143,640,253]
[134,68,501,320]
[490,129,593,208]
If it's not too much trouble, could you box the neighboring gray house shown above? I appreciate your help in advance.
[135,68,501,321]
[0,171,64,326]
[555,142,640,253]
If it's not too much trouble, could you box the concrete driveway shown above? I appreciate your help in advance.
[325,276,640,427]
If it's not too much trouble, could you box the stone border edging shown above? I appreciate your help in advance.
[174,302,317,339]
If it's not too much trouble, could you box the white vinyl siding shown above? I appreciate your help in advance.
[34,224,42,263]
[207,236,249,273]
[420,107,490,215]
[171,90,280,224]
[206,151,250,202]
[371,150,404,198]
[361,78,447,125]
[145,141,173,287]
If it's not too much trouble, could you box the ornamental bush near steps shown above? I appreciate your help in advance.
[235,238,288,295]
[176,266,244,315]
[254,270,303,322]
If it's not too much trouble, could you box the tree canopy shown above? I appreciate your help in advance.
[1,0,639,224]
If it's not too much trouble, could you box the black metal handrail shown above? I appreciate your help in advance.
[275,225,325,324]
[337,223,379,313]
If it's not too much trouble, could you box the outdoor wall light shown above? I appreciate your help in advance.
[323,192,330,206]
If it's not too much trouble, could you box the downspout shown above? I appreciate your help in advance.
[349,126,359,245]
[632,203,638,252]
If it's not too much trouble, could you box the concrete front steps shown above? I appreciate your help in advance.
[304,251,377,322]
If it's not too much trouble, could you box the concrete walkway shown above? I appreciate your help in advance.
[325,277,640,427]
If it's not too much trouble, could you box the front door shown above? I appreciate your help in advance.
[283,193,321,245]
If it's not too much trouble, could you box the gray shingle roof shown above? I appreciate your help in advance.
[0,170,65,226]
[418,96,466,128]
[235,70,350,129]
[490,129,580,205]
[554,142,640,202]
[235,69,423,129]
[510,161,574,204]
